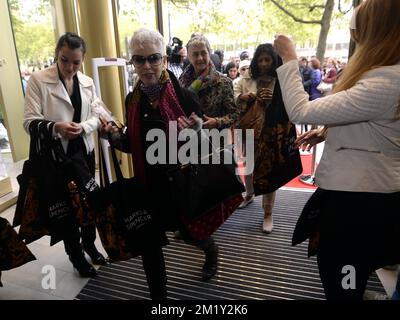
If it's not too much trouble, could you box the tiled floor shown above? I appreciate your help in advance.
[0,151,398,300]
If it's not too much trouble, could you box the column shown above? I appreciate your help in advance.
[75,0,132,177]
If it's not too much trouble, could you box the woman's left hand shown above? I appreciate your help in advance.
[55,121,83,140]
[202,115,219,129]
[178,112,202,130]
[273,35,297,63]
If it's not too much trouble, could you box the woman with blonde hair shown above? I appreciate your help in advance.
[274,0,400,300]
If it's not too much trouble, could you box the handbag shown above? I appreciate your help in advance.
[90,139,168,261]
[237,99,265,140]
[167,142,244,222]
[166,137,245,240]
[316,81,333,93]
[237,77,276,140]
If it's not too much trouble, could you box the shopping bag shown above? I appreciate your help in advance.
[166,144,244,222]
[0,217,36,272]
[15,120,50,243]
[91,140,168,261]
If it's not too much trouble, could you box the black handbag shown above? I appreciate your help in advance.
[166,140,245,222]
[292,188,328,257]
[90,139,168,261]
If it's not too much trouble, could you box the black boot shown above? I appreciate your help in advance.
[64,231,98,278]
[69,250,97,278]
[142,248,168,300]
[81,225,109,265]
[199,237,219,282]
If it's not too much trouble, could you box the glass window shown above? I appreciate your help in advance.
[116,0,157,60]
[8,0,56,90]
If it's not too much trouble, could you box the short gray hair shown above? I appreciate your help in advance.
[186,35,212,54]
[129,28,166,55]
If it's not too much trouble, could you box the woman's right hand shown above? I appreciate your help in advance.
[273,35,297,63]
[295,127,327,151]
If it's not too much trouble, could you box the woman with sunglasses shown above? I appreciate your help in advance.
[101,28,221,300]
[274,0,400,299]
[23,32,107,278]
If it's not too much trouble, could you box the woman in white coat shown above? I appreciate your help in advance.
[274,0,400,300]
[23,32,107,277]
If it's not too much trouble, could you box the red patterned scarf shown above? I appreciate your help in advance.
[127,69,186,183]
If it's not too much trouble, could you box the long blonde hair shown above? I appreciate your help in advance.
[333,0,400,93]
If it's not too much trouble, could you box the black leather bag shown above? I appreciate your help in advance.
[91,140,168,261]
[166,142,245,222]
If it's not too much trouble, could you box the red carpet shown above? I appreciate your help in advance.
[284,153,317,190]
[238,153,317,190]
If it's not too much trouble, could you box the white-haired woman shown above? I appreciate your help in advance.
[180,34,239,131]
[101,28,219,300]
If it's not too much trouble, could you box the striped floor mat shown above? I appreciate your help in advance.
[76,189,385,300]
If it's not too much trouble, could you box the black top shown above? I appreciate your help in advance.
[58,68,85,155]
[59,71,82,123]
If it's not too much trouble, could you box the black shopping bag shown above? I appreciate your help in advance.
[15,120,51,243]
[34,123,78,246]
[0,217,36,273]
[166,143,244,222]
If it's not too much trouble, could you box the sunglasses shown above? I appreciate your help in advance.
[130,53,163,67]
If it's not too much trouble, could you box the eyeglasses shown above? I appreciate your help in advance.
[130,53,163,67]
[240,67,249,72]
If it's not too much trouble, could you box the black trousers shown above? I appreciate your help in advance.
[141,230,216,300]
[316,190,400,300]
[63,224,97,256]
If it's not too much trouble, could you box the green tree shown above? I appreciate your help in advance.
[267,0,353,62]
[8,0,54,69]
